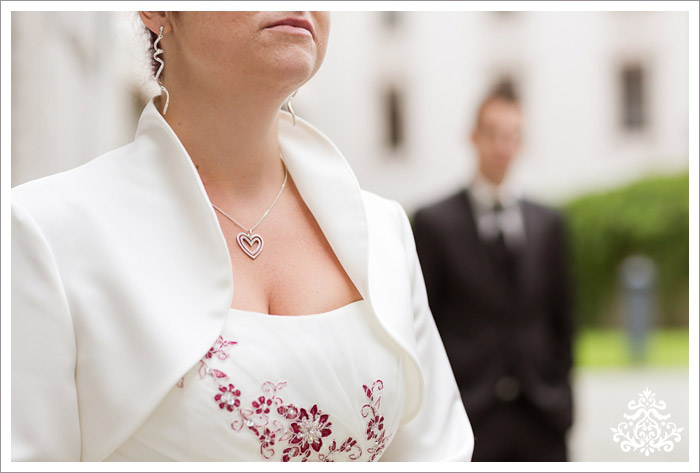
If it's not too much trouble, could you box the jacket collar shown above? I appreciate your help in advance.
[80,100,421,460]
[278,110,370,301]
[135,99,371,303]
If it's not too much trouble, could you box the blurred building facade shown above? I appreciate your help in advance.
[12,11,690,214]
[11,11,155,187]
[300,11,689,212]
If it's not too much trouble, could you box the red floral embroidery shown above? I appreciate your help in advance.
[366,414,385,440]
[206,336,237,360]
[286,404,333,454]
[249,425,279,460]
[194,336,392,461]
[277,403,300,420]
[361,380,391,461]
[198,360,228,381]
[215,383,241,411]
[319,437,362,462]
[281,444,311,462]
[252,395,273,415]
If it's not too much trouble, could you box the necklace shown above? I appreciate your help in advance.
[211,160,288,260]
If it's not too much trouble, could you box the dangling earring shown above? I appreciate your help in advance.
[286,90,298,126]
[153,25,170,115]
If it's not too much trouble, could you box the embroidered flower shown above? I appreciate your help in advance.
[252,395,273,415]
[368,430,390,462]
[249,426,279,459]
[258,427,276,448]
[281,445,311,462]
[277,403,300,420]
[288,404,333,453]
[206,336,237,360]
[319,437,362,462]
[366,413,385,441]
[197,333,391,461]
[214,383,241,412]
[361,380,391,461]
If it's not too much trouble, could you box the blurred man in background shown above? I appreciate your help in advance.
[412,81,574,461]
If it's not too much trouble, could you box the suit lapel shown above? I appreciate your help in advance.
[459,190,509,302]
[516,200,540,309]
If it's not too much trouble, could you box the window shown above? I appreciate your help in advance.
[384,87,404,151]
[493,11,516,17]
[620,64,646,131]
[382,11,401,30]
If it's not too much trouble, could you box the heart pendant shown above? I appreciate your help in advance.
[237,232,264,259]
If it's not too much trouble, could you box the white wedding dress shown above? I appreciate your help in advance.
[105,299,405,462]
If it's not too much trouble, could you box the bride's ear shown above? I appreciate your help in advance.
[139,12,173,35]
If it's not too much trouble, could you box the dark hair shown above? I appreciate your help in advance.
[475,78,520,127]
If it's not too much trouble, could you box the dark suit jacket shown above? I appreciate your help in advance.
[412,189,574,435]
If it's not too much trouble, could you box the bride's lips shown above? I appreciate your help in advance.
[264,17,314,38]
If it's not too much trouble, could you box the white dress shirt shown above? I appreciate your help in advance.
[466,173,526,250]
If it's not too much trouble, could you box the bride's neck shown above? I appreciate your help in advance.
[161,85,290,197]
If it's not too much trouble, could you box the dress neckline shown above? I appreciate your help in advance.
[228,299,368,319]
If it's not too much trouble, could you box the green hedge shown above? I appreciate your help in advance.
[561,172,689,328]
[575,328,689,367]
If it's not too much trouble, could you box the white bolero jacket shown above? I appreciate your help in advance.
[11,100,474,462]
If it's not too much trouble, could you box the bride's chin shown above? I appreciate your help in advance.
[268,60,318,87]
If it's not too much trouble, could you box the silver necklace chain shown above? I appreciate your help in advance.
[210,159,288,259]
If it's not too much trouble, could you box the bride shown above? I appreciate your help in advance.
[11,11,474,461]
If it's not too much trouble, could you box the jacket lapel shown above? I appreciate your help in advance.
[80,101,235,460]
[516,200,541,310]
[279,111,424,423]
[106,102,422,452]
[460,190,506,302]
[277,111,370,300]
